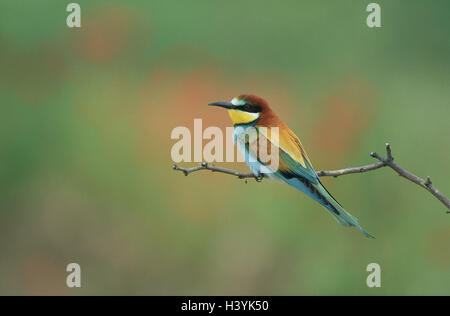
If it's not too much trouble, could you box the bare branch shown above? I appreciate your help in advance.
[172,143,450,211]
[369,143,450,211]
[172,162,263,182]
[316,162,386,177]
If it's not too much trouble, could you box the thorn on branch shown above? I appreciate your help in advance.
[425,176,432,187]
[386,143,393,161]
[370,152,385,162]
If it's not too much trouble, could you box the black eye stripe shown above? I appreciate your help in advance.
[241,103,261,113]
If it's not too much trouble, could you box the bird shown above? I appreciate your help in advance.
[208,94,374,238]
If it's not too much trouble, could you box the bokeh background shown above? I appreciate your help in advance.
[0,0,449,295]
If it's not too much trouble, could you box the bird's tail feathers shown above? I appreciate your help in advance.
[316,183,375,239]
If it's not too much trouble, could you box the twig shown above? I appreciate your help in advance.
[369,144,450,211]
[316,162,386,177]
[172,143,450,211]
[172,162,263,182]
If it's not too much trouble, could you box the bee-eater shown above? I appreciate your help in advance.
[209,94,373,238]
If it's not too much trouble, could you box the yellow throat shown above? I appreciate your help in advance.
[227,109,259,125]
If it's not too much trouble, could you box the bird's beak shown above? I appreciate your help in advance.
[208,101,235,109]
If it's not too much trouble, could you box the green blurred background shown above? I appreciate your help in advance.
[0,0,449,295]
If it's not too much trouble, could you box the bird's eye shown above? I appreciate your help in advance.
[243,104,250,110]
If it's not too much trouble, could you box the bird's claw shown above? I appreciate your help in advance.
[255,174,264,182]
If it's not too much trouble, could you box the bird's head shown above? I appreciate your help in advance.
[208,94,270,125]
